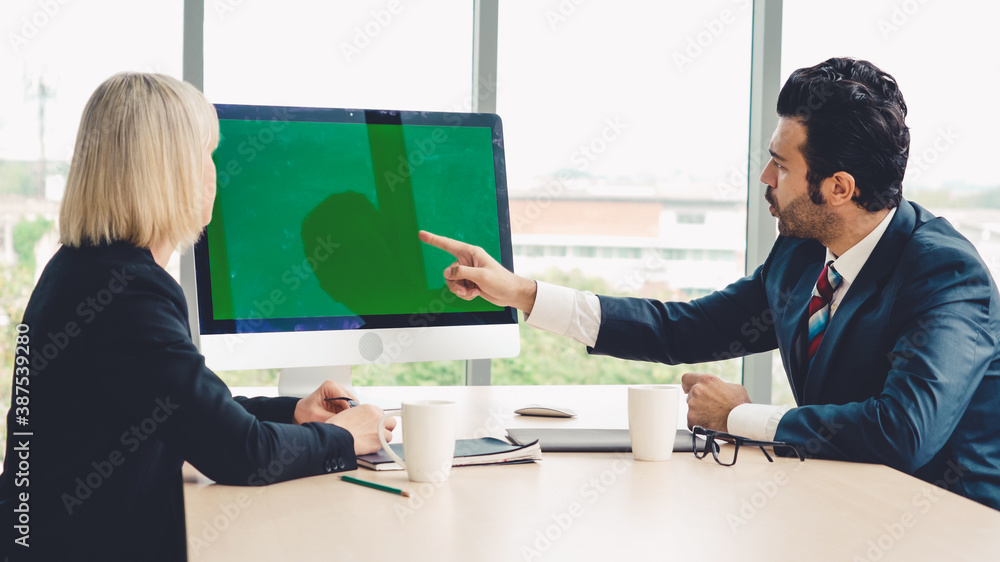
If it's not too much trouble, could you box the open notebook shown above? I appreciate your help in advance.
[358,437,542,471]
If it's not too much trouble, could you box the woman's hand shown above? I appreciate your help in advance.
[293,380,358,424]
[327,405,397,455]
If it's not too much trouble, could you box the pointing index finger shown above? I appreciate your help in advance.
[418,230,468,257]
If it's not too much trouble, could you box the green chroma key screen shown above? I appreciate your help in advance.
[196,106,513,334]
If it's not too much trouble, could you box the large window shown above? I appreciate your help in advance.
[492,1,752,385]
[203,1,475,386]
[203,0,472,111]
[770,0,1000,406]
[7,2,990,404]
[0,2,754,395]
[0,0,184,470]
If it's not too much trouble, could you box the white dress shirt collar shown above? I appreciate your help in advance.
[825,206,897,285]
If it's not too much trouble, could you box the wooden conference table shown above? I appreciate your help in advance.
[183,385,1000,561]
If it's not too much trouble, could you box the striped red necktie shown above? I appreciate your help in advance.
[806,261,843,362]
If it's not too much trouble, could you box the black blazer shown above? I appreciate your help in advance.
[0,242,356,561]
[591,200,1000,510]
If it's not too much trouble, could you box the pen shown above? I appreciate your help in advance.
[324,396,359,407]
[340,475,410,497]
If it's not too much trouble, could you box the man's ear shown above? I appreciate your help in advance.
[824,171,857,207]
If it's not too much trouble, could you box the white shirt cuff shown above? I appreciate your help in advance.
[524,281,575,336]
[727,403,792,441]
[524,281,601,347]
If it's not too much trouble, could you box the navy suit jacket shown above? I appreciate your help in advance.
[0,242,357,561]
[590,200,1000,510]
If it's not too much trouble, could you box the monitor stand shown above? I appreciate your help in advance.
[277,365,353,397]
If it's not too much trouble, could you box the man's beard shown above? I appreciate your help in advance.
[768,188,843,243]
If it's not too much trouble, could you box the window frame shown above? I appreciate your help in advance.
[181,0,782,399]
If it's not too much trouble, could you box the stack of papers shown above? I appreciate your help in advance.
[357,437,542,471]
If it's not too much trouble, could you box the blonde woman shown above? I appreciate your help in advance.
[0,73,394,561]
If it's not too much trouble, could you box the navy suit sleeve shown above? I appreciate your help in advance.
[775,244,996,474]
[233,396,300,424]
[93,266,356,485]
[590,265,779,364]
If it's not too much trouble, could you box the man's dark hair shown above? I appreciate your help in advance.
[776,57,909,212]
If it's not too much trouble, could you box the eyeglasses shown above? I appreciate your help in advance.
[691,426,805,466]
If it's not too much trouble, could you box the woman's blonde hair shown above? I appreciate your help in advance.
[59,72,219,249]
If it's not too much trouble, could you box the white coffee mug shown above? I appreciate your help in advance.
[628,385,681,461]
[378,400,457,483]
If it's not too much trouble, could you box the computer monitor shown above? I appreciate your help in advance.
[179,105,520,396]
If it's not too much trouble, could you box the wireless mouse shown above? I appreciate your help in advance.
[514,404,578,418]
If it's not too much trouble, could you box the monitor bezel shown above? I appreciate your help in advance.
[192,104,517,346]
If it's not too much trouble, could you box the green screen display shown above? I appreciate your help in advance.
[205,116,505,325]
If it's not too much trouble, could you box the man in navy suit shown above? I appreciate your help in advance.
[420,57,1000,510]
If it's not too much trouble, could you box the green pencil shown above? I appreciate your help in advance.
[340,475,410,497]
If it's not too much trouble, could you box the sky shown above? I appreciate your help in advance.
[1,0,998,193]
